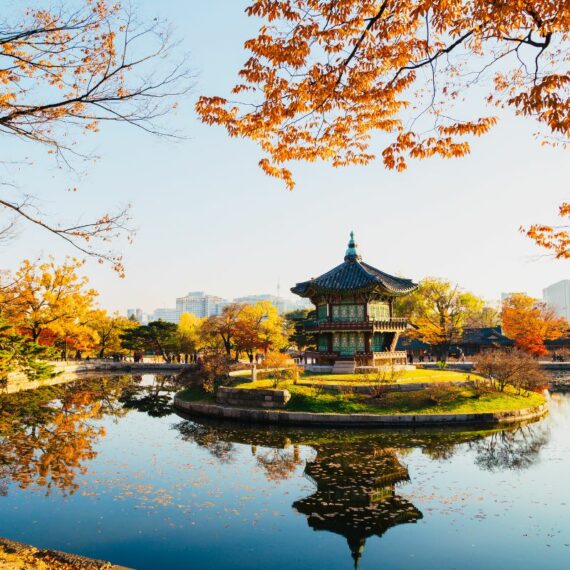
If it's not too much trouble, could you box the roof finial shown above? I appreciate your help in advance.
[345,230,361,261]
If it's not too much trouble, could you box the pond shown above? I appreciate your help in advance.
[0,374,569,569]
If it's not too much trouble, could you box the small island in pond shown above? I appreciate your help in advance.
[175,233,547,427]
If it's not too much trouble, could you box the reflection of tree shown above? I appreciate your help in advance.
[173,414,551,567]
[174,421,237,464]
[293,444,422,569]
[0,375,154,496]
[471,422,550,471]
[119,374,178,417]
[254,445,302,482]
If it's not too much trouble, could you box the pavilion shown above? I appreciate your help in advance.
[291,232,417,372]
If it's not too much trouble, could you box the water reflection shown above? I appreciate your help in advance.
[0,375,177,496]
[292,444,421,568]
[173,416,551,566]
[0,375,556,568]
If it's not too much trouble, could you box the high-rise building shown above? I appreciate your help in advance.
[150,308,180,324]
[543,280,570,321]
[234,294,311,314]
[500,292,527,301]
[176,291,229,318]
[127,308,146,323]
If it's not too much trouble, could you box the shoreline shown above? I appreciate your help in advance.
[173,393,548,428]
[3,361,193,394]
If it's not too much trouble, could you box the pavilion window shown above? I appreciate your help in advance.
[331,304,365,322]
[368,302,390,321]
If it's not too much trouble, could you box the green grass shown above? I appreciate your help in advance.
[303,368,481,384]
[176,386,215,403]
[177,381,546,416]
[233,368,481,390]
[280,384,545,415]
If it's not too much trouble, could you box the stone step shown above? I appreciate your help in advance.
[332,360,356,374]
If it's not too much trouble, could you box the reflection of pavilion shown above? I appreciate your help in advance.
[292,445,422,569]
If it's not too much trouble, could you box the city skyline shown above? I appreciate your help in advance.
[128,289,312,324]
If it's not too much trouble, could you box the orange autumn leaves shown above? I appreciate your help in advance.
[197,0,569,189]
[501,293,567,356]
[522,203,570,259]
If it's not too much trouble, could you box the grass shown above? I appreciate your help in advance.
[176,385,215,403]
[303,368,481,384]
[177,379,546,416]
[282,384,544,415]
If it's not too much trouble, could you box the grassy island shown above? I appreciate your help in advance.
[176,368,546,417]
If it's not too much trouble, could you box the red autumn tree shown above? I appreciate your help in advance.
[501,293,568,356]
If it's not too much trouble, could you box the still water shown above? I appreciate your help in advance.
[0,374,569,569]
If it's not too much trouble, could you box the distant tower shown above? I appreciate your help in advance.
[277,278,281,299]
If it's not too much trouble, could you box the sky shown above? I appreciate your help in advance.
[2,0,570,314]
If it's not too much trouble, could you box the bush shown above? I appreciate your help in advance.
[262,352,299,388]
[195,354,231,393]
[426,384,462,405]
[474,349,547,393]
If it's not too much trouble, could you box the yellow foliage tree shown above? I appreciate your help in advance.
[1,258,98,351]
[400,277,490,359]
[89,309,137,358]
[234,301,289,361]
[178,312,204,357]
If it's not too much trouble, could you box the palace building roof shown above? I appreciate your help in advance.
[291,232,417,298]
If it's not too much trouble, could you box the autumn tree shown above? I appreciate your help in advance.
[522,203,570,260]
[475,349,547,392]
[198,1,568,190]
[0,1,192,270]
[501,293,567,356]
[234,301,289,361]
[89,310,136,358]
[1,258,98,347]
[0,317,53,386]
[178,312,204,358]
[201,304,244,357]
[399,277,488,360]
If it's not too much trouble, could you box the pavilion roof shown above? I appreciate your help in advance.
[291,232,417,298]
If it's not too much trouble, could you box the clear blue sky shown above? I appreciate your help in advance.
[2,0,569,313]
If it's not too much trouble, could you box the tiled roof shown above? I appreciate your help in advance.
[291,258,417,297]
[461,327,514,346]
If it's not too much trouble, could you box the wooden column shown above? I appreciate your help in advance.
[328,332,333,353]
[390,332,400,352]
[365,332,371,353]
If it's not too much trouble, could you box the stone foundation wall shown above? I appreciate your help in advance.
[4,362,192,394]
[216,386,291,409]
[174,396,548,427]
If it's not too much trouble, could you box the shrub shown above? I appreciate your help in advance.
[474,350,547,393]
[426,384,462,405]
[361,364,404,397]
[262,352,299,388]
[195,353,230,393]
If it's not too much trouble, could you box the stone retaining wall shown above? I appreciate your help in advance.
[4,362,192,394]
[216,386,291,408]
[174,395,548,427]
